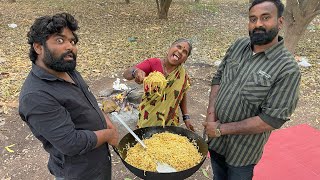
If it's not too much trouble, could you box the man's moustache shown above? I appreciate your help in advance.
[253,27,266,33]
[62,51,76,59]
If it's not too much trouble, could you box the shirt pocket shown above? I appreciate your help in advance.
[241,72,272,106]
[221,58,239,83]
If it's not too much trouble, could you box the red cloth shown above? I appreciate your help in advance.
[135,58,163,76]
[254,124,320,180]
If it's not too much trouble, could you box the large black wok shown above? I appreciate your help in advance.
[114,126,208,180]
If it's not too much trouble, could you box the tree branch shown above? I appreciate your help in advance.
[302,0,319,17]
[291,0,305,23]
[306,10,320,20]
[316,2,320,11]
[156,0,160,14]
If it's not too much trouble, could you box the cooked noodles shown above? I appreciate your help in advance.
[125,132,202,172]
[143,71,167,96]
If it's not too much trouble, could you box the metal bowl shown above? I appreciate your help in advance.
[114,126,208,180]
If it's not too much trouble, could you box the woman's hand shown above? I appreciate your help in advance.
[184,119,195,132]
[123,67,145,85]
[134,69,146,84]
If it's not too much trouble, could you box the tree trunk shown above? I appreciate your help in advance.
[156,0,172,19]
[283,17,310,55]
[283,0,320,54]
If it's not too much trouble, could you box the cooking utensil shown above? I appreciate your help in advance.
[111,112,177,173]
[114,126,208,180]
[112,112,146,148]
[203,129,207,141]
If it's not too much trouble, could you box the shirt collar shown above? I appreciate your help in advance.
[264,36,285,60]
[31,63,61,81]
[249,36,285,60]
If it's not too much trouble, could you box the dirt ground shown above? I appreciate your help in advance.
[0,0,319,180]
[1,62,319,180]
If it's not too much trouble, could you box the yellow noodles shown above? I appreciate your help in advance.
[125,132,202,172]
[143,71,167,96]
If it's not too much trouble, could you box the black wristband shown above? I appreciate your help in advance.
[182,114,190,121]
[131,68,137,78]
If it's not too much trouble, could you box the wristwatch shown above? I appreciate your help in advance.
[215,123,222,137]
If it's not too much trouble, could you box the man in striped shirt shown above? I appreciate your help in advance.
[202,0,301,179]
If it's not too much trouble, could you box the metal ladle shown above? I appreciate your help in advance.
[112,112,177,173]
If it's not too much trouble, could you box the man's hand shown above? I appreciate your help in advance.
[94,113,120,148]
[106,123,119,147]
[202,120,221,138]
[206,111,217,122]
[184,119,195,132]
[104,113,119,146]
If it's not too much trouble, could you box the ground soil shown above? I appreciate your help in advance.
[1,61,319,180]
[0,0,319,180]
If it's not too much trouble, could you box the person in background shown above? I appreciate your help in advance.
[203,0,301,179]
[123,38,194,131]
[19,13,118,180]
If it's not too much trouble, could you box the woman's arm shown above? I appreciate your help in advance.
[123,67,136,80]
[123,67,146,84]
[180,93,188,115]
[180,93,194,131]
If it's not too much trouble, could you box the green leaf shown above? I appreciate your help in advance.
[124,178,132,180]
[202,168,209,178]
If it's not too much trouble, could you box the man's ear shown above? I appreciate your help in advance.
[278,16,284,30]
[33,43,43,55]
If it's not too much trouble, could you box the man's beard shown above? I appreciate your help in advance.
[249,26,279,45]
[43,46,77,72]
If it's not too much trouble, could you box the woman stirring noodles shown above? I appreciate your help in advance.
[123,38,194,131]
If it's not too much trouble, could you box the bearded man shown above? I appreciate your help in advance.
[19,13,118,180]
[203,0,301,179]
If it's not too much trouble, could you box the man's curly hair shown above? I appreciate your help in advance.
[27,13,79,63]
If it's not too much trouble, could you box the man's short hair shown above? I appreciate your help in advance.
[249,0,284,18]
[27,13,79,63]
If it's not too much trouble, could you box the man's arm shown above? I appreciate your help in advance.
[206,85,220,122]
[203,61,301,138]
[19,92,117,156]
[205,43,232,122]
[203,116,274,137]
[221,116,274,135]
[94,112,118,147]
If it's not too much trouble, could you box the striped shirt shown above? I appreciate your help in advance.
[209,36,301,166]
